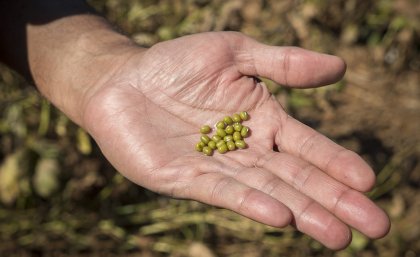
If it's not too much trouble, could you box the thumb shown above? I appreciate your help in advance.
[233,36,346,88]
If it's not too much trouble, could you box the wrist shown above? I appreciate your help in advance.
[28,14,145,126]
[56,25,143,127]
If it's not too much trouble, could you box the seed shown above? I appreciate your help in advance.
[216,128,227,137]
[240,126,249,138]
[225,125,234,135]
[232,113,242,123]
[233,122,242,132]
[196,111,251,156]
[235,140,247,149]
[227,141,236,151]
[211,135,222,142]
[200,135,211,145]
[233,131,242,141]
[224,135,233,142]
[195,142,203,152]
[216,140,226,148]
[216,121,226,129]
[208,140,217,150]
[203,146,213,156]
[224,116,233,125]
[200,125,211,134]
[239,111,249,121]
[217,144,228,154]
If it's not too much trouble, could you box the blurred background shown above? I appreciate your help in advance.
[0,0,419,256]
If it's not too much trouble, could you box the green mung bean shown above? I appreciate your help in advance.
[224,116,233,125]
[227,141,236,151]
[235,140,246,149]
[216,128,227,137]
[203,146,213,156]
[211,135,222,142]
[197,111,250,155]
[208,140,217,150]
[216,140,226,148]
[200,125,211,134]
[239,111,249,121]
[225,125,234,134]
[196,142,203,152]
[240,126,249,137]
[216,121,226,129]
[224,135,233,142]
[200,135,211,145]
[217,144,228,154]
[232,113,241,123]
[233,123,242,132]
[233,131,242,141]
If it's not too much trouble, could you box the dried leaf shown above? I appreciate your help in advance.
[188,242,217,257]
[0,150,32,205]
[33,158,60,198]
[77,128,92,155]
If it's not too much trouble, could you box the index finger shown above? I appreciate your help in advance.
[275,115,376,192]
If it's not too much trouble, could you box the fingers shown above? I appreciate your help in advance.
[233,36,346,88]
[276,115,376,192]
[257,152,390,239]
[170,153,389,249]
[182,172,293,228]
[231,167,352,250]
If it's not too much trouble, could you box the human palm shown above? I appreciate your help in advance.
[82,32,389,249]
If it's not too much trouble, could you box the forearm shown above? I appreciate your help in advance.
[0,0,141,125]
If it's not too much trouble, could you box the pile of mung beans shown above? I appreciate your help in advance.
[195,111,250,156]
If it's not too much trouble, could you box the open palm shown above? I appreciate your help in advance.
[82,32,389,249]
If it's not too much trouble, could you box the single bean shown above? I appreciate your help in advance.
[235,140,247,149]
[227,141,236,151]
[233,122,242,132]
[224,116,233,125]
[239,111,249,121]
[232,113,242,123]
[233,131,242,141]
[216,128,227,137]
[225,125,234,135]
[200,135,211,145]
[217,144,228,154]
[203,146,213,156]
[200,125,211,134]
[208,140,217,150]
[240,126,249,138]
[216,121,226,129]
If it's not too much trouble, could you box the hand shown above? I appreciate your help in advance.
[81,32,390,249]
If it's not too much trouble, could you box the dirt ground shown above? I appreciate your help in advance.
[0,0,419,256]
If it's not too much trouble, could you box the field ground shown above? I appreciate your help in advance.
[0,0,419,256]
